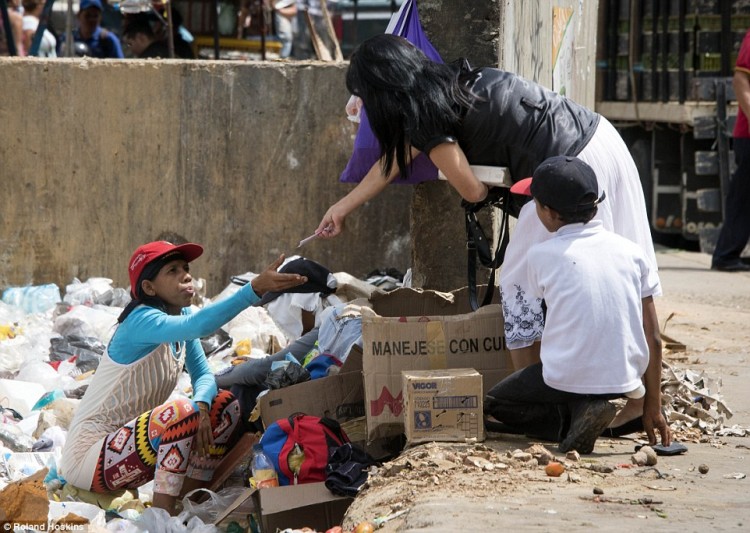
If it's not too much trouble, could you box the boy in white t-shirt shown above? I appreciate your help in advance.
[486,156,672,454]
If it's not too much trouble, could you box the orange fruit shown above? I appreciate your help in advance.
[545,461,565,477]
[353,522,376,533]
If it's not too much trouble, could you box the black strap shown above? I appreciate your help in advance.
[464,188,512,311]
[319,416,349,443]
[287,413,349,442]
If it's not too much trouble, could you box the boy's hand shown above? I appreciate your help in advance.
[643,401,672,447]
[251,254,307,296]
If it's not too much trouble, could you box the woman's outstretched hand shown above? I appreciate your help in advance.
[316,205,346,238]
[250,255,307,296]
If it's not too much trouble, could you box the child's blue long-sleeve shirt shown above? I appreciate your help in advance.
[107,283,259,405]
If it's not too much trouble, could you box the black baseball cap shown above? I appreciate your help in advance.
[511,156,606,213]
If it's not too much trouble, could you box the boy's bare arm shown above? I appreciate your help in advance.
[642,296,672,446]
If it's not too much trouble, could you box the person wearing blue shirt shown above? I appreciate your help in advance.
[59,0,124,58]
[60,240,306,515]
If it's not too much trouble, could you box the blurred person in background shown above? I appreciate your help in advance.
[273,0,296,58]
[711,27,750,272]
[1,0,24,55]
[58,0,124,58]
[21,0,56,57]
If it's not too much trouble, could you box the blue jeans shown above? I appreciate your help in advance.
[274,11,295,58]
[215,327,319,429]
[317,304,362,363]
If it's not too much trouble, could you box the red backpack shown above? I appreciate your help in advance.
[259,413,350,485]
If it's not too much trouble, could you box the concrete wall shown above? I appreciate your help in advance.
[0,1,601,296]
[0,58,413,295]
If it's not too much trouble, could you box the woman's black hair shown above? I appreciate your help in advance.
[346,34,474,179]
[117,254,179,323]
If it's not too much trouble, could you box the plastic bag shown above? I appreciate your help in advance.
[339,0,442,185]
[53,304,120,344]
[136,506,220,533]
[49,334,105,361]
[64,277,129,307]
[265,358,311,390]
[200,328,232,357]
[48,500,106,528]
[0,336,29,374]
[1,284,61,314]
[180,486,249,525]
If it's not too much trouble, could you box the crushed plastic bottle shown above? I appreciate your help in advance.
[2,284,61,314]
[250,444,279,488]
[287,442,305,485]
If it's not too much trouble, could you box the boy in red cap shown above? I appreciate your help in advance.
[60,241,306,515]
[485,156,671,454]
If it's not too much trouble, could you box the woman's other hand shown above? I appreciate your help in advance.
[194,402,214,456]
[429,142,488,203]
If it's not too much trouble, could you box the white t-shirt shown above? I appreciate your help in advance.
[22,15,57,57]
[526,220,660,395]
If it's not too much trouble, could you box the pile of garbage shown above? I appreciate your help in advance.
[0,267,404,531]
[661,361,748,441]
[0,264,745,530]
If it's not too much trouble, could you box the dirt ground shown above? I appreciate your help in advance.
[342,248,750,532]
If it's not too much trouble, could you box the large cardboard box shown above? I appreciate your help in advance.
[402,368,484,444]
[214,483,352,532]
[259,347,364,428]
[362,287,512,441]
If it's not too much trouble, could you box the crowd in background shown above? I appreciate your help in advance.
[0,0,342,59]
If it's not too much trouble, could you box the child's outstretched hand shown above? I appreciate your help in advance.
[251,255,307,296]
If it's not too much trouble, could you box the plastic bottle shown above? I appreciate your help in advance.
[287,443,305,485]
[1,284,61,314]
[250,444,279,488]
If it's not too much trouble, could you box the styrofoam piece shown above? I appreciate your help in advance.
[0,378,46,418]
[437,165,513,188]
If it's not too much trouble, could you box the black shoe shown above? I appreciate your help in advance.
[601,416,644,438]
[711,260,750,272]
[559,400,616,455]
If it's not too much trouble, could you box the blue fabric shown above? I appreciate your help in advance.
[304,354,342,379]
[59,26,124,58]
[316,304,362,363]
[339,0,442,185]
[108,282,259,405]
[258,422,292,485]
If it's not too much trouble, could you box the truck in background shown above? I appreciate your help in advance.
[596,0,750,253]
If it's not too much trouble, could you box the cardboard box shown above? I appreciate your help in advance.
[214,483,352,532]
[362,286,511,441]
[260,347,364,428]
[402,369,484,444]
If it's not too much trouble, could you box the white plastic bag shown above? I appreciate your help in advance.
[136,506,220,533]
[53,304,119,343]
[180,486,250,524]
[64,277,129,307]
[48,500,107,528]
[2,284,61,314]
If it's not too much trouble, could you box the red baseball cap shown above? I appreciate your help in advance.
[128,241,203,298]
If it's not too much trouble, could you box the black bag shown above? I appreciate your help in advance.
[264,363,311,390]
[325,442,378,496]
[463,186,519,310]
